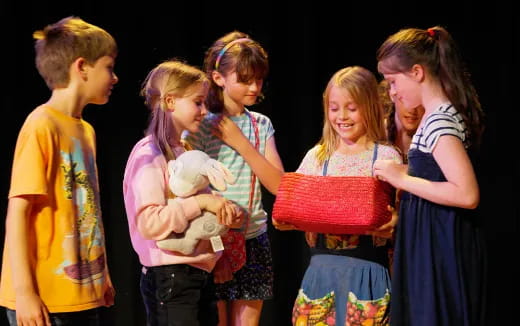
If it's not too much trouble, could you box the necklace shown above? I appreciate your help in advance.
[243,110,260,234]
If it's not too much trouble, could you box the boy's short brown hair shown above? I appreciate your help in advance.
[33,16,117,89]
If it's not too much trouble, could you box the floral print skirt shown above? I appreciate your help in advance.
[293,254,390,326]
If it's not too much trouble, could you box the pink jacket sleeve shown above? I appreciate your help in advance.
[123,139,202,241]
[136,197,201,240]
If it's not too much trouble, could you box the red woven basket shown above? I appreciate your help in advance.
[272,172,395,234]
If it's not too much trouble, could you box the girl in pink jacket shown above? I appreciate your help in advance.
[123,60,242,326]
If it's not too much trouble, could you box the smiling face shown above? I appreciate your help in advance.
[327,85,367,145]
[392,93,425,135]
[383,71,423,113]
[85,55,118,105]
[169,82,209,135]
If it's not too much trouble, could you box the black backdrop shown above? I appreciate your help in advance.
[0,1,516,325]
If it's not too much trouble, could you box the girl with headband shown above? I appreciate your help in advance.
[184,31,284,326]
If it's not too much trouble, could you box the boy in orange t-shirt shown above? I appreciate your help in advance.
[0,16,118,325]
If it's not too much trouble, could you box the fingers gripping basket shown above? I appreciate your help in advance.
[272,173,395,234]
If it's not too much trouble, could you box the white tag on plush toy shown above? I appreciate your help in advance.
[210,236,224,252]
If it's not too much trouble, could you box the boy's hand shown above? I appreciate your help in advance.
[104,285,116,306]
[16,292,51,326]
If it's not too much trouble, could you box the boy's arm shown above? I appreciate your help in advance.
[6,196,51,325]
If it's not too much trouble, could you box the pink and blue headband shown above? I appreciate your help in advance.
[214,38,251,70]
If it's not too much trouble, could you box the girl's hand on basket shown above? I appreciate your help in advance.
[367,204,398,239]
[305,232,318,247]
[272,218,297,231]
[373,160,407,187]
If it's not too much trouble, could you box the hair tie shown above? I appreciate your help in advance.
[214,38,251,71]
[427,28,436,38]
[33,30,45,40]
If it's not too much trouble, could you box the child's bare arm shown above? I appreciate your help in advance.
[215,116,284,194]
[374,136,479,209]
[6,196,51,325]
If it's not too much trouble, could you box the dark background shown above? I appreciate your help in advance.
[0,1,516,325]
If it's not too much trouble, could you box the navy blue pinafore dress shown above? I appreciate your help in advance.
[391,148,486,326]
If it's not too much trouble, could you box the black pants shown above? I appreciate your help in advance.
[140,264,218,326]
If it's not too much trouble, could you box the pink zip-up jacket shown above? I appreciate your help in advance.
[123,136,220,272]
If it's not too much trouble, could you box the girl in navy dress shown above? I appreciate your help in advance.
[373,26,486,326]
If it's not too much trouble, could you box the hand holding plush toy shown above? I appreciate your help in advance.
[156,150,235,255]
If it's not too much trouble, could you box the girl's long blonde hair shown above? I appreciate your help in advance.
[141,60,208,160]
[316,66,387,164]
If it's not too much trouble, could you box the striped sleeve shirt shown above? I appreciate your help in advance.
[183,109,275,239]
[410,104,468,153]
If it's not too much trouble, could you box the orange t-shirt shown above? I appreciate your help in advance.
[0,106,112,312]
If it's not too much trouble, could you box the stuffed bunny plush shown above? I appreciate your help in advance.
[156,150,235,255]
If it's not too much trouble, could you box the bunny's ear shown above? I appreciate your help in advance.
[204,159,236,191]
